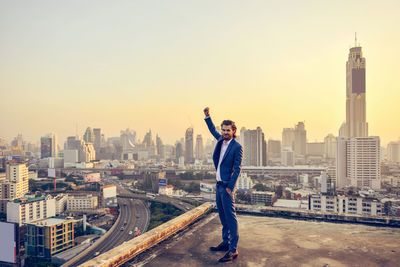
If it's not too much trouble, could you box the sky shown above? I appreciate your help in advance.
[0,0,399,146]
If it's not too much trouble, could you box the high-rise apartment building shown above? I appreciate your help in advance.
[336,136,381,190]
[195,134,204,160]
[347,137,381,190]
[344,43,368,138]
[294,122,307,156]
[7,195,56,225]
[184,128,194,164]
[0,163,30,213]
[242,127,266,166]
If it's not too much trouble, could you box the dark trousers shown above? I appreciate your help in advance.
[216,183,238,252]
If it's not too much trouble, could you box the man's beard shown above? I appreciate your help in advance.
[223,135,232,141]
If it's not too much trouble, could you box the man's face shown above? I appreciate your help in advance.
[221,125,234,141]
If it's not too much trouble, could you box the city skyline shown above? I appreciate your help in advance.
[1,1,400,146]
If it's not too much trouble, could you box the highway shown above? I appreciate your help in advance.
[73,196,149,266]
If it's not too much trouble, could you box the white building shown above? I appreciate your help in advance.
[281,147,294,166]
[309,194,384,216]
[64,150,79,168]
[336,136,381,190]
[7,195,56,225]
[324,134,337,159]
[237,172,253,191]
[387,142,400,163]
[347,137,381,190]
[54,194,68,214]
[0,163,30,213]
[67,194,98,210]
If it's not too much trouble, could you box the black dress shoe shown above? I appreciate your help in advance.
[209,242,229,251]
[219,250,239,262]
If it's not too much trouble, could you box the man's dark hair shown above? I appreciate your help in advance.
[221,120,237,138]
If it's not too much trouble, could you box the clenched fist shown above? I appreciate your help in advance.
[204,107,210,117]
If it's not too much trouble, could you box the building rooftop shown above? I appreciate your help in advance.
[128,213,400,267]
[30,217,73,227]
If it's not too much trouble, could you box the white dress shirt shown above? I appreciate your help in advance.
[216,138,232,182]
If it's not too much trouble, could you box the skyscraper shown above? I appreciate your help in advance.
[344,41,368,138]
[40,133,57,158]
[324,134,337,159]
[387,141,400,163]
[282,128,294,150]
[195,134,204,160]
[294,122,306,156]
[83,127,94,143]
[184,127,194,164]
[242,127,265,166]
[93,128,102,149]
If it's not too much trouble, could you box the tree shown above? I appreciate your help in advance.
[235,191,251,203]
[276,185,283,198]
[253,183,267,191]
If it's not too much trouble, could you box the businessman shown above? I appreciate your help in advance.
[204,107,243,262]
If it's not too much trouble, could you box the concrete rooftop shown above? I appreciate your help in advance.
[128,213,400,267]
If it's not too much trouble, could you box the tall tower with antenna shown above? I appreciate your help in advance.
[344,33,368,138]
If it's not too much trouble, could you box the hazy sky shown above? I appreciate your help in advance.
[1,0,399,146]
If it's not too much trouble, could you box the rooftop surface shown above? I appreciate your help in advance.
[129,213,400,267]
[31,217,72,226]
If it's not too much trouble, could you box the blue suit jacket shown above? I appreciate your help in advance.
[205,117,243,191]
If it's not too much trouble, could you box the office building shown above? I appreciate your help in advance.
[306,142,324,157]
[156,135,165,159]
[294,122,307,156]
[387,141,400,163]
[26,217,74,259]
[195,134,204,160]
[281,147,294,166]
[282,128,294,150]
[267,139,281,160]
[41,133,57,159]
[324,134,337,159]
[83,127,94,143]
[185,127,194,164]
[242,127,266,166]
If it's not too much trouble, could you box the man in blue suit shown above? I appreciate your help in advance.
[204,107,243,262]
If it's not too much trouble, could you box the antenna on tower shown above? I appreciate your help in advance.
[355,32,357,47]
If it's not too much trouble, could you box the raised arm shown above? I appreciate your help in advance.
[203,107,221,140]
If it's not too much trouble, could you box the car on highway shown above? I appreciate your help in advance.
[94,252,100,256]
[129,231,133,235]
[120,226,124,231]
